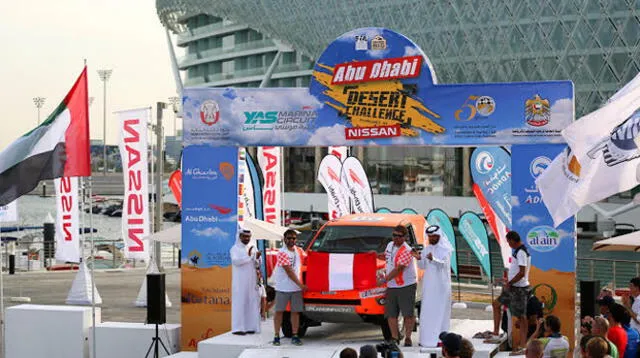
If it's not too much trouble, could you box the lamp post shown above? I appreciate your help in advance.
[33,97,46,125]
[97,69,113,175]
[168,96,180,136]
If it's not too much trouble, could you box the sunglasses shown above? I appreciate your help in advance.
[392,233,404,238]
[285,236,297,240]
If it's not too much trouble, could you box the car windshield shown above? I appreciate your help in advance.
[310,225,394,253]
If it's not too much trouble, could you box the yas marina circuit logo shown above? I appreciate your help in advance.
[242,108,317,132]
[474,151,494,174]
[312,60,443,138]
[587,108,640,168]
[526,225,560,252]
[525,94,550,127]
[199,100,220,126]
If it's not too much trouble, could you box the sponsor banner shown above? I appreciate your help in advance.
[238,148,254,220]
[470,147,512,228]
[257,147,281,225]
[0,200,17,223]
[426,209,458,276]
[182,145,238,350]
[512,144,576,347]
[458,211,491,277]
[169,170,182,207]
[342,157,374,213]
[328,146,349,162]
[473,184,510,268]
[54,177,80,263]
[118,109,150,261]
[317,155,350,219]
[183,29,573,147]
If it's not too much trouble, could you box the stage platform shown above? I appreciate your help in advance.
[197,318,501,358]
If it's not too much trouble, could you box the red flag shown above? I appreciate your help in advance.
[306,251,377,291]
[169,169,182,207]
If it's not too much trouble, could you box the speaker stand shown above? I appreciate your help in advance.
[144,323,170,358]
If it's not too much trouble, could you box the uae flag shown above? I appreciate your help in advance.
[306,251,377,291]
[0,67,90,206]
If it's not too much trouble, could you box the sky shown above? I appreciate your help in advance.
[0,0,178,150]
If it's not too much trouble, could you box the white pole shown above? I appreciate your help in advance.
[88,177,96,358]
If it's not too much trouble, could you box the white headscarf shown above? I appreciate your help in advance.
[426,225,453,251]
[236,227,252,246]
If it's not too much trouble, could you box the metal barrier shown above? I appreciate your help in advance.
[0,239,179,272]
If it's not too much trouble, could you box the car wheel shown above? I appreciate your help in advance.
[298,315,309,338]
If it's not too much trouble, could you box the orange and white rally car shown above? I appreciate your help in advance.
[280,213,427,339]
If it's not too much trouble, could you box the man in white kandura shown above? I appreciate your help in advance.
[417,225,453,347]
[230,228,262,335]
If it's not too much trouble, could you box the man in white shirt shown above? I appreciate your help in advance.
[272,229,307,346]
[488,231,531,354]
[377,225,417,346]
[622,277,640,332]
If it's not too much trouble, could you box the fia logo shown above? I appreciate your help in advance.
[355,35,368,51]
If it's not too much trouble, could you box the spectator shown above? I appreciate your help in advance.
[619,306,639,358]
[592,316,619,358]
[597,296,616,318]
[586,336,610,358]
[526,339,545,358]
[582,318,594,336]
[440,332,463,358]
[339,347,358,358]
[580,335,596,358]
[607,303,629,358]
[622,277,640,333]
[460,338,475,358]
[359,345,378,358]
[532,315,570,358]
[528,295,545,339]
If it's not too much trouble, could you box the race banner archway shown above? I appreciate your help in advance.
[180,27,576,350]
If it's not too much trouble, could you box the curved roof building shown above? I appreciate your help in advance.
[157,0,640,116]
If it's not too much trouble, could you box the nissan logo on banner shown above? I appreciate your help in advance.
[258,147,282,225]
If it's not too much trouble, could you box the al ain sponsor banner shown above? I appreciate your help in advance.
[342,157,374,213]
[54,177,80,263]
[317,155,350,219]
[512,144,576,348]
[458,211,491,277]
[118,108,151,261]
[425,209,458,276]
[0,200,17,223]
[181,145,238,350]
[257,147,281,225]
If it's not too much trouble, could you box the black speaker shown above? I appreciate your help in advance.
[147,273,166,324]
[43,222,55,259]
[580,280,600,318]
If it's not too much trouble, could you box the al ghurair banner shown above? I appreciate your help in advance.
[181,145,238,350]
[426,209,458,276]
[182,28,573,148]
[458,211,492,277]
[512,144,576,348]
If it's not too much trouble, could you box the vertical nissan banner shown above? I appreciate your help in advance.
[181,27,575,349]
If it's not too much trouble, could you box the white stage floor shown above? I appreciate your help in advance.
[197,318,500,358]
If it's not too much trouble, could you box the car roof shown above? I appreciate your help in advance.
[325,213,426,227]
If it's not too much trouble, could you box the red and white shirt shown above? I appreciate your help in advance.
[274,246,306,292]
[384,242,417,288]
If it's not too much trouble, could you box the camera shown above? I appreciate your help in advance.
[376,341,401,358]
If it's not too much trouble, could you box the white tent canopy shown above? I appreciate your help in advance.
[144,217,296,245]
[592,231,640,252]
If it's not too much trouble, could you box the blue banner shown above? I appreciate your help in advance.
[182,145,238,269]
[458,211,492,277]
[470,147,512,228]
[426,209,458,277]
[512,144,576,341]
[183,28,573,148]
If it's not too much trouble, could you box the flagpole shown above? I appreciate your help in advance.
[88,176,96,358]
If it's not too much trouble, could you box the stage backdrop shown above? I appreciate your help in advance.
[512,144,576,345]
[181,145,238,349]
[180,27,576,349]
